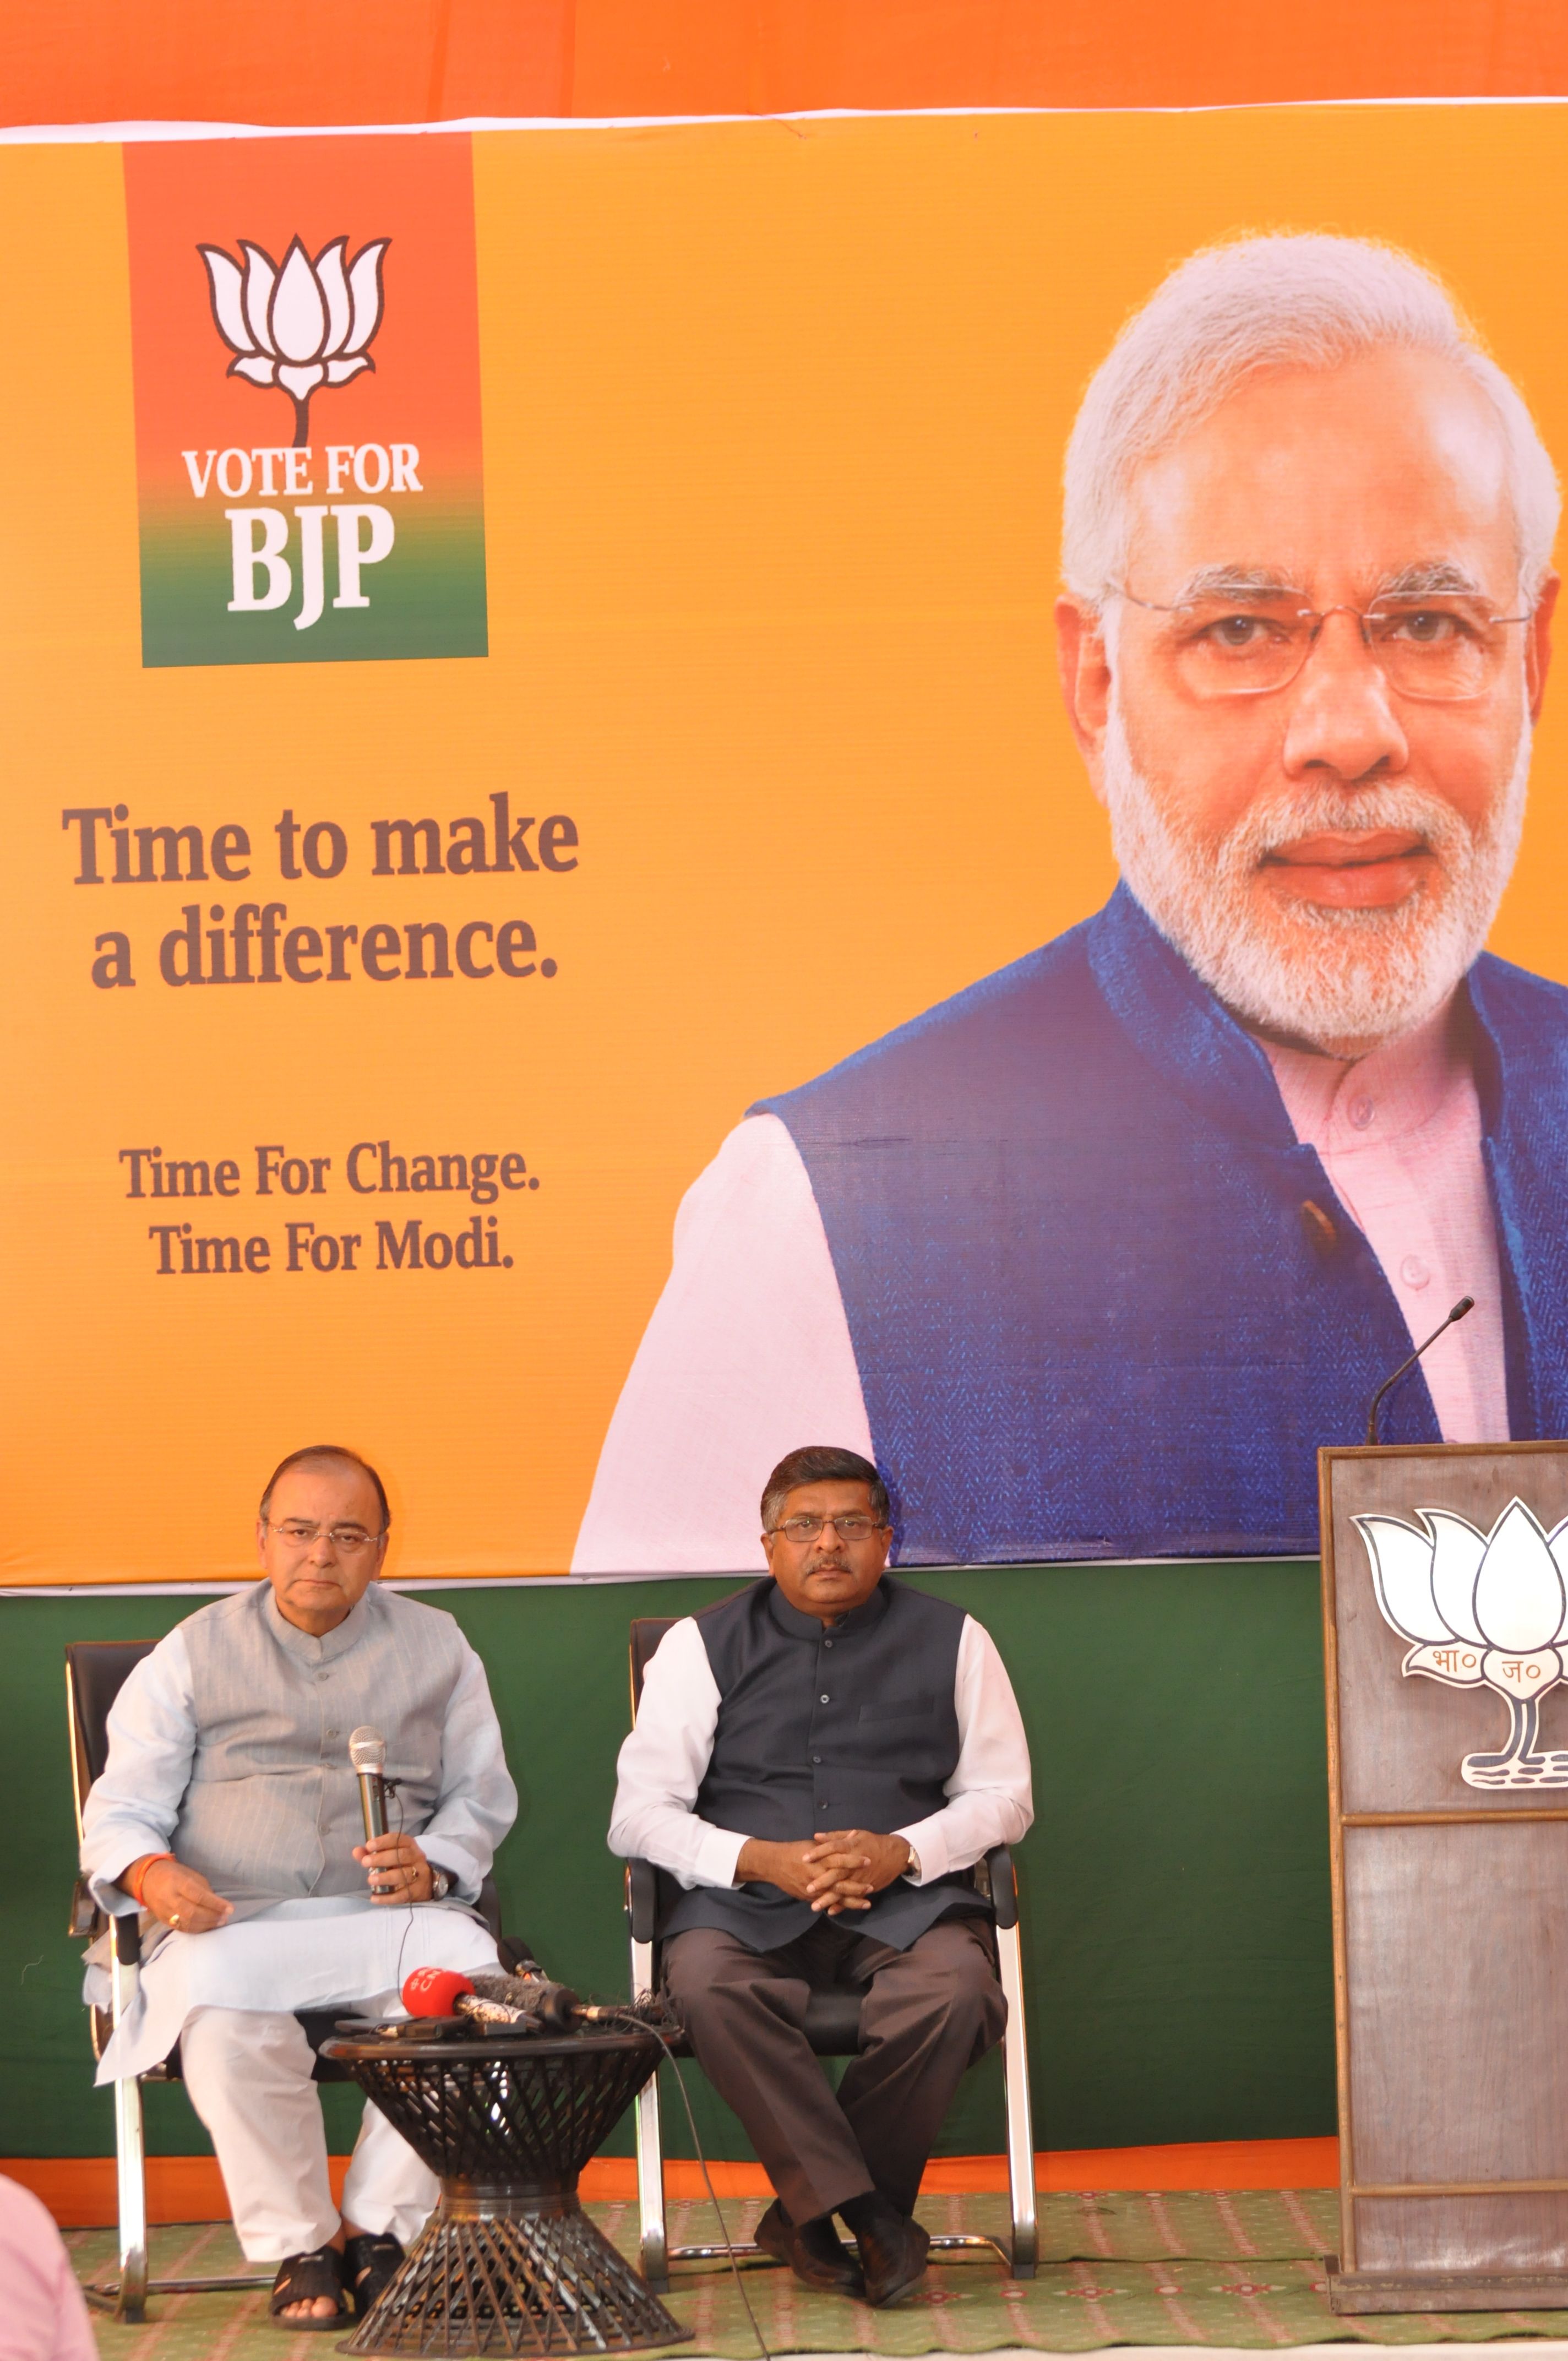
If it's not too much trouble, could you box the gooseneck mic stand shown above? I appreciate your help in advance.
[1365,1295,1476,1444]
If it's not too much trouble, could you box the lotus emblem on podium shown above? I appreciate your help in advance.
[1358,1498,1568,1788]
[198,235,389,446]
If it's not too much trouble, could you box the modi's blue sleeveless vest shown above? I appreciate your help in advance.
[754,886,1568,1565]
[662,1575,988,1952]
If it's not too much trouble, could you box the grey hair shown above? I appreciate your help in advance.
[1061,233,1559,610]
[760,1446,891,1533]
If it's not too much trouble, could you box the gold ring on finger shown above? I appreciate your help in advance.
[171,1912,181,1927]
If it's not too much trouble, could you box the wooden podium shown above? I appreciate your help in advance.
[1321,1441,1568,2313]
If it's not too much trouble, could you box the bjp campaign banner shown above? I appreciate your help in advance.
[4,104,1568,1585]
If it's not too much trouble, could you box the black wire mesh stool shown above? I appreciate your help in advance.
[323,2026,691,2357]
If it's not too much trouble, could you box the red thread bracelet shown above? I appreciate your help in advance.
[127,1853,173,1906]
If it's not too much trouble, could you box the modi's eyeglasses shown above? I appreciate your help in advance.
[1110,585,1533,703]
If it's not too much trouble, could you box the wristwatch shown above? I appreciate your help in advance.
[429,1867,452,1902]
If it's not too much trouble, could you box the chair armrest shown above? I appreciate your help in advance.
[983,1845,1019,1931]
[626,1858,659,1945]
[68,1874,100,1941]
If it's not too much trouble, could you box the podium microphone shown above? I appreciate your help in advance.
[349,1726,388,1843]
[1365,1296,1476,1445]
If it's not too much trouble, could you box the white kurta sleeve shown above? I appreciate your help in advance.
[417,1640,519,1902]
[79,1629,198,1916]
[895,1617,1033,1884]
[607,1619,747,1890]
[572,1116,872,1574]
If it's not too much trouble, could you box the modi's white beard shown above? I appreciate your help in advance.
[1101,699,1531,1053]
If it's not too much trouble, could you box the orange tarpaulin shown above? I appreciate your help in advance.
[2,0,1565,133]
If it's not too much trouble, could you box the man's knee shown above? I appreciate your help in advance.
[874,1925,1006,2048]
[940,1925,1006,2011]
[664,1929,796,2042]
[666,1930,760,2004]
[181,2007,314,2087]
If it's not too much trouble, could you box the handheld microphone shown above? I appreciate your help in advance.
[349,1726,388,1844]
[401,1966,623,2033]
[1365,1296,1476,1445]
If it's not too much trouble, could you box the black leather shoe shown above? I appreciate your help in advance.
[844,2200,929,2306]
[755,2199,865,2295]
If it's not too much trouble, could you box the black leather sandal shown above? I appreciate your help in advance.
[343,2230,405,2318]
[268,2243,350,2329]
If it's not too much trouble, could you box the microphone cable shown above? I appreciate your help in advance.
[596,2005,772,2361]
[390,1780,418,2001]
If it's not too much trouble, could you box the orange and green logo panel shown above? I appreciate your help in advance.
[125,134,487,667]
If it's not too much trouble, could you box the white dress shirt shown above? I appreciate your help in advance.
[608,1609,1033,1892]
[81,1623,514,2082]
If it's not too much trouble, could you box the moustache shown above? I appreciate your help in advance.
[804,1558,851,1576]
[1236,783,1466,868]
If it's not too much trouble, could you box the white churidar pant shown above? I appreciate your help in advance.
[180,1999,436,2258]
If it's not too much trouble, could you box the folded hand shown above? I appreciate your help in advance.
[802,1829,912,1911]
[734,1830,911,1913]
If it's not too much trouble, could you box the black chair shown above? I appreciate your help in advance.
[622,1615,1038,2289]
[65,1639,509,2322]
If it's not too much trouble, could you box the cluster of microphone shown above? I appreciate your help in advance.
[401,1966,625,2034]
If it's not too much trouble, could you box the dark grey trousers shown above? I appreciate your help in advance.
[662,1913,1006,2225]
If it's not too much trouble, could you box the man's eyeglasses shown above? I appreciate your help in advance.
[1111,586,1534,703]
[766,1514,889,1543]
[266,1520,385,1554]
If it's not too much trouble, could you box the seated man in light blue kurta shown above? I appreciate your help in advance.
[80,1445,516,2330]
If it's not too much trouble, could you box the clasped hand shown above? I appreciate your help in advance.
[124,1835,434,1930]
[734,1829,912,1913]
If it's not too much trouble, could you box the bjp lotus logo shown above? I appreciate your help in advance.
[198,235,389,446]
[1359,1499,1568,1788]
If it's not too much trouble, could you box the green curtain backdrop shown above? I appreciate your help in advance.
[1,1564,1333,2166]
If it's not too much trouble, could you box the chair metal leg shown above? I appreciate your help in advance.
[630,1933,671,2289]
[77,1929,274,2318]
[996,1918,1038,2277]
[111,1933,150,2321]
[634,2069,671,2290]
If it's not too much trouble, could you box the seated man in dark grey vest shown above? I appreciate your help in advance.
[80,1445,517,2331]
[609,1445,1033,2305]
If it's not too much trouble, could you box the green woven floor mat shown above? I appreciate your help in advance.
[68,2194,1568,2354]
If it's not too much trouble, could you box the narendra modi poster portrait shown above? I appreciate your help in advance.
[577,226,1568,1576]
